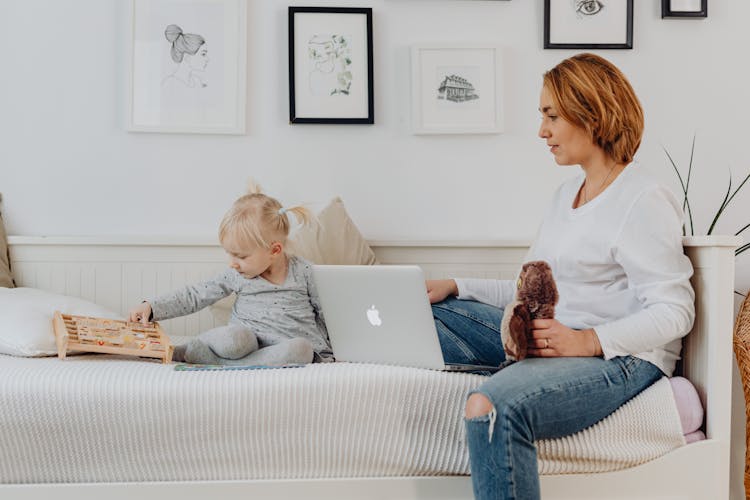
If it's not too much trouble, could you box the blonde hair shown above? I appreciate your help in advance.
[218,180,312,250]
[542,53,644,164]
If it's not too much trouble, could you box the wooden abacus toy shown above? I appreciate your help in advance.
[52,311,174,363]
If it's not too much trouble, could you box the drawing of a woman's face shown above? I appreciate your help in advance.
[187,43,209,71]
[308,36,336,72]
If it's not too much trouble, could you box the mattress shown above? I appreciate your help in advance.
[0,354,685,483]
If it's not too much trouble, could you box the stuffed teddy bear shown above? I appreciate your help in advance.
[500,260,559,361]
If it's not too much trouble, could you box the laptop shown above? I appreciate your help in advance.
[312,265,502,372]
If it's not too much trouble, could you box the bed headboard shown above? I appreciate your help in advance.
[6,235,739,444]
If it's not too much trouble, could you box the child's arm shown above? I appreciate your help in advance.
[304,262,326,327]
[144,270,237,322]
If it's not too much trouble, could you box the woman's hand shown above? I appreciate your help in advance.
[426,279,458,304]
[526,319,603,358]
[128,302,153,325]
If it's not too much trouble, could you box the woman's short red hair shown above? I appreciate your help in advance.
[543,53,644,164]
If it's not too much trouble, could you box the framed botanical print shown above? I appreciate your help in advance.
[288,7,374,124]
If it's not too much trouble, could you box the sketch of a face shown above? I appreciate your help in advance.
[187,43,209,71]
[572,0,604,16]
[309,38,336,73]
[307,34,352,96]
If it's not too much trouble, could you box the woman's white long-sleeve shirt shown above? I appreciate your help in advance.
[455,165,695,376]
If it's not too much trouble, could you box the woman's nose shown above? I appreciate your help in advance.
[538,122,549,139]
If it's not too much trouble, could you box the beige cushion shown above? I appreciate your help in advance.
[210,197,377,325]
[0,198,14,288]
[289,196,377,265]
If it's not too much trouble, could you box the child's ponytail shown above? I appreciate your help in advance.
[219,178,315,250]
[277,205,313,228]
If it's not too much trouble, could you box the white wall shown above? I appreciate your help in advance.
[1,0,749,497]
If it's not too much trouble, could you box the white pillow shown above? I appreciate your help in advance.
[0,287,122,357]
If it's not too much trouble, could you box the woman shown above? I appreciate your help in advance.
[162,24,209,90]
[427,53,695,500]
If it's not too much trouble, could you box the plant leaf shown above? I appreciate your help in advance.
[663,145,694,236]
[684,134,695,212]
[736,222,750,237]
[706,169,750,236]
[736,242,750,256]
[663,146,687,196]
[707,169,732,235]
[724,171,750,211]
[682,135,697,237]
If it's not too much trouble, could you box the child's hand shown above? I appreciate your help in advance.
[129,302,152,325]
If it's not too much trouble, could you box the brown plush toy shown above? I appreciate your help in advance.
[500,260,559,361]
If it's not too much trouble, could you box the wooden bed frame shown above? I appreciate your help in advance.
[1,235,739,500]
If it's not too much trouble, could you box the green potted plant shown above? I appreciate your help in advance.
[664,136,750,256]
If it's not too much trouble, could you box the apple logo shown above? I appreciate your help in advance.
[366,305,382,326]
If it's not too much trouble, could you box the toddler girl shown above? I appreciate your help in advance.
[128,182,331,365]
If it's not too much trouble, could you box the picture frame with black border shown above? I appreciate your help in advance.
[662,0,707,18]
[288,6,374,125]
[544,0,633,50]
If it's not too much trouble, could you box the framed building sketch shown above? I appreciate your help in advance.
[411,45,504,135]
[662,0,707,18]
[544,0,634,49]
[127,0,247,134]
[288,7,374,124]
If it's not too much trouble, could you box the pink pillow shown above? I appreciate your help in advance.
[684,430,706,444]
[669,376,704,435]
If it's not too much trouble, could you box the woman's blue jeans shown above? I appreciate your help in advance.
[432,297,507,367]
[432,297,664,500]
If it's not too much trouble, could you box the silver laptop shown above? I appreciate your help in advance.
[312,265,501,372]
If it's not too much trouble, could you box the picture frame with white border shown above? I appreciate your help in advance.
[127,0,247,134]
[411,44,504,135]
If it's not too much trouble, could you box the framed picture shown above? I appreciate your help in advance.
[127,0,247,134]
[662,0,707,18]
[288,7,374,125]
[544,0,633,50]
[411,45,504,135]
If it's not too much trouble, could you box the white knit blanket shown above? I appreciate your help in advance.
[0,354,685,483]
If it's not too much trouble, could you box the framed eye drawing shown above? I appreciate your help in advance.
[288,7,374,124]
[662,0,707,18]
[127,0,247,134]
[544,0,634,50]
[411,44,504,135]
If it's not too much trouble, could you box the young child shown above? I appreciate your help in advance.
[128,182,332,365]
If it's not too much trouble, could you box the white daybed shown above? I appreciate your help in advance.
[0,236,738,500]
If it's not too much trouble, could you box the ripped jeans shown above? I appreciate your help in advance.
[432,298,664,500]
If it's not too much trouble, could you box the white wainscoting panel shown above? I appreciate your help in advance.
[9,238,229,336]
[8,237,530,337]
